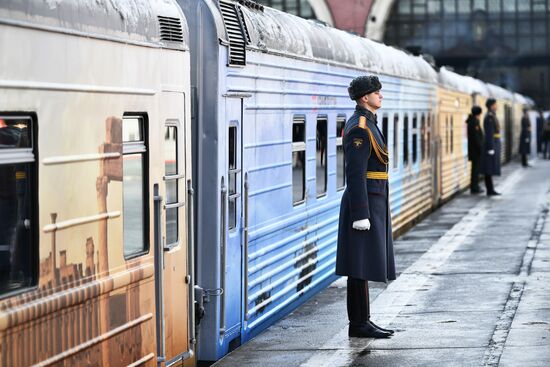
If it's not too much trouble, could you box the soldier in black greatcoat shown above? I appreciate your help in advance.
[519,109,531,167]
[336,75,396,339]
[480,98,501,196]
[466,106,483,194]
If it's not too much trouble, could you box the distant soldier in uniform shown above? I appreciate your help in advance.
[466,106,483,194]
[519,108,531,167]
[336,75,396,339]
[536,110,544,157]
[543,117,550,159]
[480,98,501,196]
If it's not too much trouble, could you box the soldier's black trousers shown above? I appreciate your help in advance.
[470,158,480,191]
[347,277,370,326]
[485,175,495,193]
[521,154,528,166]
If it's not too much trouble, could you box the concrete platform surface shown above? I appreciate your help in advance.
[212,158,550,367]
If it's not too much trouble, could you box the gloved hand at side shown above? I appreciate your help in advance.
[352,218,371,231]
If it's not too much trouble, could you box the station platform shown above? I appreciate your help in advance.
[213,158,550,367]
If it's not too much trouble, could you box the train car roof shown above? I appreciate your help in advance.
[438,66,473,94]
[0,0,188,48]
[464,76,491,97]
[514,93,534,106]
[486,83,514,101]
[239,5,438,83]
[438,67,495,98]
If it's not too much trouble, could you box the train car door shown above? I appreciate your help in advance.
[432,111,441,204]
[220,96,243,349]
[154,91,192,366]
[504,104,513,162]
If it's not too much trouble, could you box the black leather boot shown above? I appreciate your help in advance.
[349,321,392,338]
[369,319,395,335]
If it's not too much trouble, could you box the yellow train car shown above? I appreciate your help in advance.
[0,1,195,366]
[436,68,472,202]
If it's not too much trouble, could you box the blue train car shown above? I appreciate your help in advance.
[180,0,439,362]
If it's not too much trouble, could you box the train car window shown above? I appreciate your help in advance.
[292,116,306,205]
[165,123,179,245]
[403,114,409,166]
[445,115,449,155]
[427,114,432,158]
[393,114,399,169]
[0,115,36,297]
[228,126,238,230]
[420,114,426,161]
[382,114,389,144]
[316,116,327,198]
[450,115,454,154]
[123,115,149,259]
[412,114,418,164]
[336,115,346,190]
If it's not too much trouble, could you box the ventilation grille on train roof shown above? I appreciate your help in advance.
[158,16,184,43]
[219,0,250,66]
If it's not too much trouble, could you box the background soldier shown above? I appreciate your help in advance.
[519,108,531,167]
[543,116,550,159]
[466,106,483,194]
[480,98,501,196]
[336,75,396,339]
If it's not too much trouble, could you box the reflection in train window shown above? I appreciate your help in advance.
[427,114,432,159]
[421,114,426,161]
[228,126,238,230]
[403,114,409,166]
[165,123,179,245]
[0,115,36,296]
[292,116,306,205]
[450,115,454,154]
[123,115,148,259]
[393,114,399,169]
[445,115,449,155]
[412,113,418,164]
[336,115,346,190]
[382,114,388,146]
[316,116,327,197]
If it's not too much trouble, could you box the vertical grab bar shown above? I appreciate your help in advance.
[220,179,227,335]
[153,184,165,366]
[187,180,196,347]
[243,173,249,321]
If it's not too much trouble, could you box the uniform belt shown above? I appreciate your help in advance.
[494,134,501,138]
[366,171,388,180]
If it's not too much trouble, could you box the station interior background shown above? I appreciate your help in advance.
[255,0,550,110]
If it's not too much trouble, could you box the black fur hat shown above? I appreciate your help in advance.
[486,98,496,109]
[471,106,482,116]
[348,75,382,100]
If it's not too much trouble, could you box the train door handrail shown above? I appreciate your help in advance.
[153,184,166,366]
[243,172,249,321]
[220,179,227,335]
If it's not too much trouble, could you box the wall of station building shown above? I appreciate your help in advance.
[255,0,549,109]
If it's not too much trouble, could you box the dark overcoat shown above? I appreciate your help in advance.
[519,116,531,155]
[480,111,501,176]
[466,115,483,162]
[335,106,396,283]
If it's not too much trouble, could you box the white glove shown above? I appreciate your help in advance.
[525,139,529,143]
[488,149,495,155]
[353,218,371,231]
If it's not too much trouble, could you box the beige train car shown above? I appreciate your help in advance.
[385,58,439,235]
[436,68,472,202]
[0,1,195,366]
